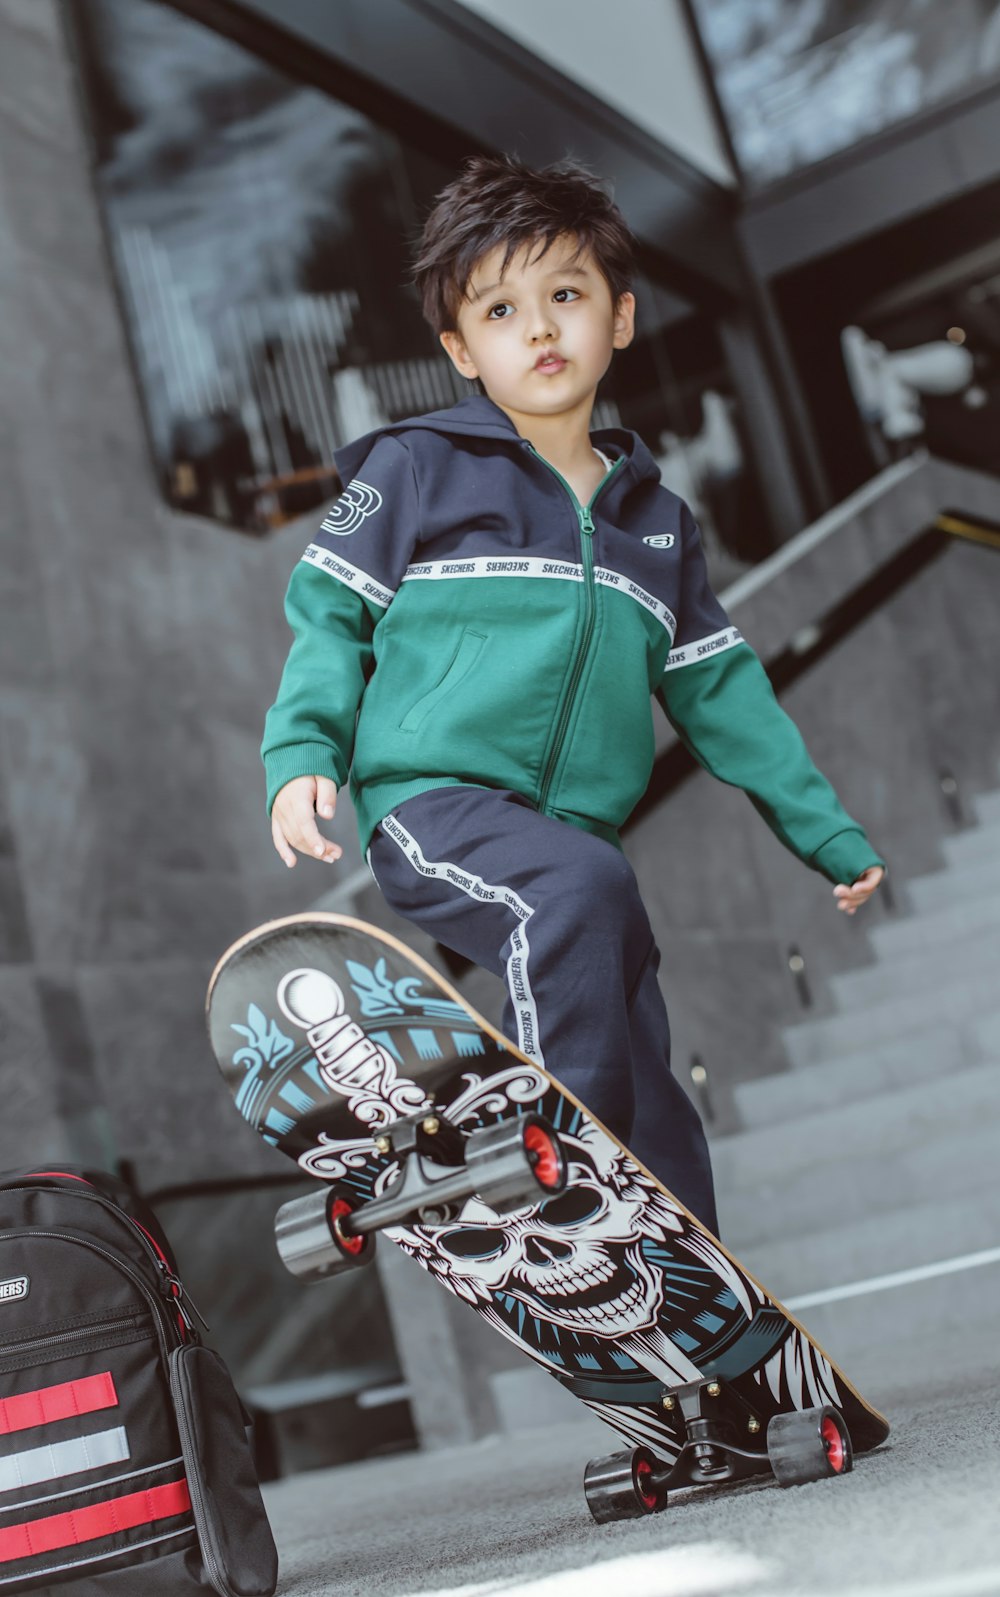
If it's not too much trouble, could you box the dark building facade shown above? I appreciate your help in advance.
[685,0,1000,498]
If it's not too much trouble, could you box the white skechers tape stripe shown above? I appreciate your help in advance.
[402,555,583,585]
[401,558,676,637]
[661,625,745,672]
[301,543,395,608]
[0,1426,130,1493]
[379,814,544,1066]
[592,569,676,637]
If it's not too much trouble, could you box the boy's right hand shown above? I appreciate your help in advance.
[271,775,343,868]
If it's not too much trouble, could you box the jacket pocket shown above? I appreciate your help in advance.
[398,627,487,734]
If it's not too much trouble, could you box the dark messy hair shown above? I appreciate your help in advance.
[410,153,636,335]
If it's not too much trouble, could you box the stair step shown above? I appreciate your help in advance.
[738,1189,1000,1302]
[489,1367,609,1438]
[784,1258,1000,1399]
[781,969,998,1066]
[716,1070,1000,1248]
[907,855,1000,912]
[714,1059,1000,1197]
[941,821,1000,869]
[969,1007,1000,1055]
[868,892,1000,960]
[972,789,1000,827]
[829,923,997,1009]
[732,1024,966,1130]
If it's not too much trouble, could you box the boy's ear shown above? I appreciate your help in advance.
[612,291,636,350]
[439,328,478,379]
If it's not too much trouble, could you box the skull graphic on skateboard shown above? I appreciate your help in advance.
[206,913,888,1518]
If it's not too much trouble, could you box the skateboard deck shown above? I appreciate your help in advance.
[207,912,889,1514]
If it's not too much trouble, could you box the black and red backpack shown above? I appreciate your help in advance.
[0,1167,278,1596]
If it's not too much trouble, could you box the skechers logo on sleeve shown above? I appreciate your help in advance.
[321,479,383,535]
[302,544,395,607]
[663,626,744,672]
[643,533,675,549]
[697,629,742,657]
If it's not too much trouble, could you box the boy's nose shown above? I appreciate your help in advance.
[528,312,559,342]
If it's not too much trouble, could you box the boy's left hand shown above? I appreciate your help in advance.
[833,865,885,915]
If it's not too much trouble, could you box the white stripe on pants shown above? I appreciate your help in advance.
[377,810,544,1065]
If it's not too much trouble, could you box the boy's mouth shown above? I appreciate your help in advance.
[534,353,567,374]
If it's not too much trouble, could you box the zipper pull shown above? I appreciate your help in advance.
[579,507,594,537]
[158,1262,210,1336]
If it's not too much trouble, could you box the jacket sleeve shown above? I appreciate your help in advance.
[654,501,886,885]
[261,434,419,815]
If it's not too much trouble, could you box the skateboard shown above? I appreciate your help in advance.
[206,912,889,1519]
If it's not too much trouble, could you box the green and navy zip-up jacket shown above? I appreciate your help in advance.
[262,393,885,884]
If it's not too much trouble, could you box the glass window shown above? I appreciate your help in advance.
[69,0,466,533]
[691,0,1000,188]
[70,0,766,570]
[844,260,1000,480]
[599,272,770,583]
[771,178,1000,494]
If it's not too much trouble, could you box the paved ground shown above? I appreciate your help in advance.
[263,1359,1000,1597]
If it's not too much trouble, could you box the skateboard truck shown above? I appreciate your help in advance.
[273,1112,567,1282]
[584,1379,853,1521]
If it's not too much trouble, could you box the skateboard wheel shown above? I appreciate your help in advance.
[767,1404,853,1486]
[274,1186,374,1282]
[465,1114,566,1214]
[584,1446,666,1522]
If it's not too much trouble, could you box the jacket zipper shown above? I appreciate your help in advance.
[526,443,626,813]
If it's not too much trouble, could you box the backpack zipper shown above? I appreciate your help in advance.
[169,1348,232,1594]
[4,1181,206,1335]
[525,442,626,814]
[8,1180,172,1276]
[0,1314,148,1371]
[0,1231,180,1365]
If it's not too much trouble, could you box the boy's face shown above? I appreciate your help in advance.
[439,233,635,423]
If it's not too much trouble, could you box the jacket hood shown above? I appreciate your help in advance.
[333,392,663,491]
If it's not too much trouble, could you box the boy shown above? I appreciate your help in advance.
[262,154,885,1239]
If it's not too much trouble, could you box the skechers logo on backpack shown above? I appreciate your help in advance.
[0,1276,28,1303]
[643,533,675,549]
[321,479,383,535]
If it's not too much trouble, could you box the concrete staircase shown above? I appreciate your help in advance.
[713,777,1000,1389]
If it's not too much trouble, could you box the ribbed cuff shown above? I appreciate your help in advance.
[810,828,888,886]
[263,742,347,817]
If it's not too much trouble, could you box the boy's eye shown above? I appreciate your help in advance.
[482,289,575,319]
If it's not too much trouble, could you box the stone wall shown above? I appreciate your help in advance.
[627,455,1000,1134]
[0,0,361,1187]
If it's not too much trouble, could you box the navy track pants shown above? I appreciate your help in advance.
[367,784,720,1237]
